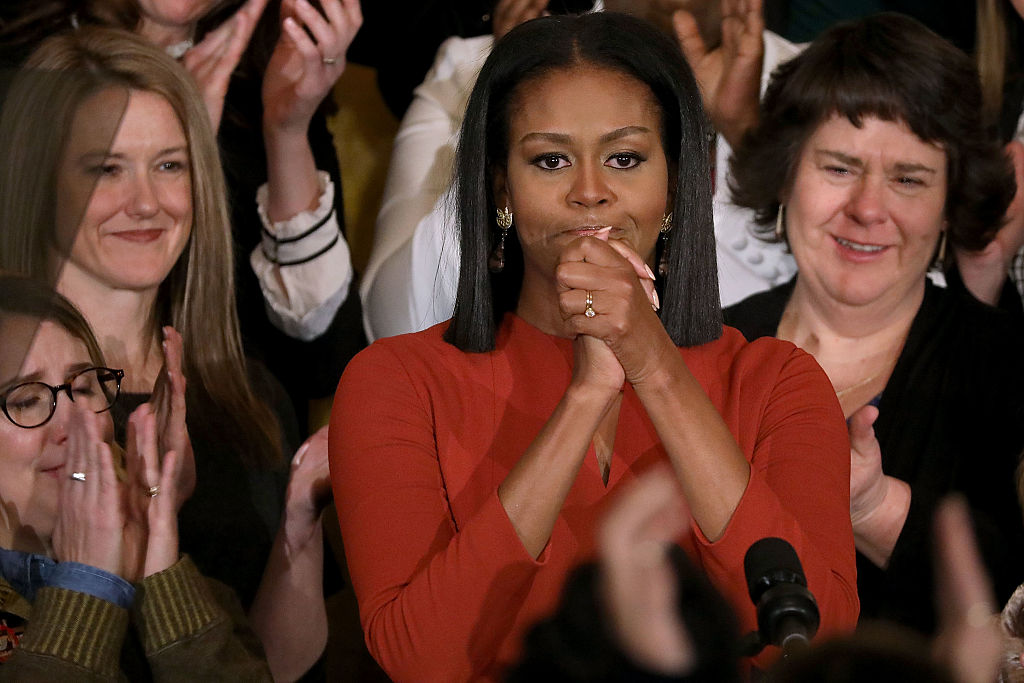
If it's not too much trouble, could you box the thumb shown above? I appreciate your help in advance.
[848,404,879,452]
[673,10,706,67]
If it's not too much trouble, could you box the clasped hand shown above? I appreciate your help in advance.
[557,235,671,393]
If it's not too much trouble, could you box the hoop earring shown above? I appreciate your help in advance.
[489,206,513,273]
[775,204,786,241]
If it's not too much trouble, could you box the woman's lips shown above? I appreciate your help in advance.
[832,234,889,261]
[111,229,165,243]
[40,465,64,479]
[568,226,614,238]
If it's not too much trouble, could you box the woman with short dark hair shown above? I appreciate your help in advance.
[331,12,858,682]
[724,13,1024,634]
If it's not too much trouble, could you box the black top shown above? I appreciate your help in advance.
[725,278,1024,634]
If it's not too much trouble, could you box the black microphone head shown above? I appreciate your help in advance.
[744,537,807,604]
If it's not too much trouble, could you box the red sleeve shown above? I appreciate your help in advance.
[692,343,859,662]
[329,342,546,683]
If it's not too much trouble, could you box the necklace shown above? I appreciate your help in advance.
[835,371,884,399]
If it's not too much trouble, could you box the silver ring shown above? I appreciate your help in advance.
[146,486,160,498]
[322,57,337,65]
[70,471,86,482]
[584,291,596,318]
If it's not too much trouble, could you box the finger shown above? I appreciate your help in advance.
[600,466,690,557]
[294,0,336,52]
[744,0,765,33]
[605,240,659,310]
[673,10,707,67]
[136,405,162,491]
[283,15,323,65]
[934,496,996,624]
[558,234,625,268]
[237,0,271,25]
[321,0,359,40]
[155,449,181,518]
[64,408,90,504]
[848,405,879,453]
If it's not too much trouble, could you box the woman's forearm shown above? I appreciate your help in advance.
[249,511,327,682]
[632,353,751,542]
[263,127,320,223]
[498,383,617,558]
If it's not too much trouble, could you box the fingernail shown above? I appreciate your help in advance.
[594,226,612,241]
[644,263,656,281]
[652,288,661,311]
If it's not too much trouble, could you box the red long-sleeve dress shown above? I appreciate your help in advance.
[330,314,858,682]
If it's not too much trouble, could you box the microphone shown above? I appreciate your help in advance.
[741,537,820,657]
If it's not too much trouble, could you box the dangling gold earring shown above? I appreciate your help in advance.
[657,212,673,278]
[775,204,786,241]
[489,206,513,273]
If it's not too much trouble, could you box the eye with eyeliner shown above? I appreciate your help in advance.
[530,153,570,170]
[605,151,646,169]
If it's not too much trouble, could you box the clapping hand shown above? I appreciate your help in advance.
[150,327,194,509]
[262,0,363,137]
[52,408,126,577]
[932,497,1001,683]
[282,425,331,555]
[598,466,695,676]
[673,0,763,148]
[180,0,270,129]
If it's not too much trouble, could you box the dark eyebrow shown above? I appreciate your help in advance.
[815,149,863,168]
[815,149,938,175]
[0,362,95,393]
[892,162,937,175]
[518,126,653,146]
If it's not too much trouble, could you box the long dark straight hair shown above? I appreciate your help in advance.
[444,11,722,352]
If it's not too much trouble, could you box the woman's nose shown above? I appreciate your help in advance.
[566,162,614,207]
[844,176,888,226]
[126,173,160,218]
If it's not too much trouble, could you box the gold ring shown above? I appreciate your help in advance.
[322,57,337,65]
[146,486,160,498]
[584,291,596,318]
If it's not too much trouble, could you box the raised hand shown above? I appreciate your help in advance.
[180,0,270,130]
[932,497,1001,683]
[492,0,549,40]
[52,408,127,577]
[262,0,363,137]
[598,465,694,676]
[150,326,194,508]
[673,0,763,148]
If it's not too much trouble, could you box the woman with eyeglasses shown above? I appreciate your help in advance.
[0,27,332,681]
[0,275,272,679]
